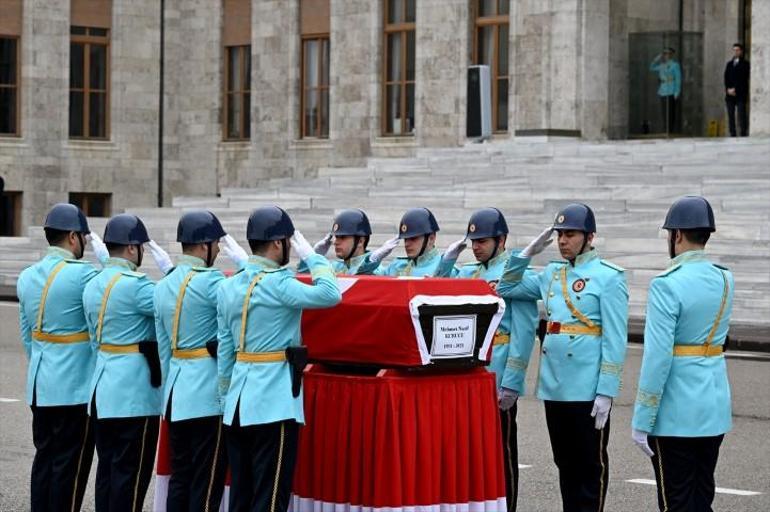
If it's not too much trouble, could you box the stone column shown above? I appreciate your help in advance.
[750,0,770,135]
[414,0,468,147]
[511,0,611,139]
[328,0,376,166]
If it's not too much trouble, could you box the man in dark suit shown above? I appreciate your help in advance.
[724,43,750,137]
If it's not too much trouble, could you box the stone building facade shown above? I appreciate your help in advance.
[0,0,767,235]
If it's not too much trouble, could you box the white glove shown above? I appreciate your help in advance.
[632,428,654,457]
[221,234,248,266]
[147,240,174,274]
[313,232,334,256]
[290,230,315,261]
[87,233,109,264]
[443,238,468,261]
[369,236,400,263]
[590,395,612,430]
[520,227,554,258]
[498,388,519,411]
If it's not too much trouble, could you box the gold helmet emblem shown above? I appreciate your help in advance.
[333,223,339,232]
[400,224,408,233]
[469,224,476,233]
[556,214,565,224]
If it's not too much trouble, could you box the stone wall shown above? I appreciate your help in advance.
[750,0,770,135]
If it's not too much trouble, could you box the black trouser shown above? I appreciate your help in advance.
[660,95,678,133]
[166,415,228,512]
[725,96,748,136]
[501,403,519,512]
[226,404,300,512]
[649,434,724,512]
[92,402,159,512]
[30,403,94,512]
[544,401,610,512]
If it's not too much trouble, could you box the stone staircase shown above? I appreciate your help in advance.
[2,137,769,338]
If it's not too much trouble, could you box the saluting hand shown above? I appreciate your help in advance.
[520,227,554,258]
[87,233,110,264]
[313,232,334,256]
[290,230,315,261]
[147,240,174,274]
[221,234,248,266]
[370,236,400,263]
[443,238,468,261]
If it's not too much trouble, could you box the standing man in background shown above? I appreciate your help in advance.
[650,47,682,133]
[724,43,750,137]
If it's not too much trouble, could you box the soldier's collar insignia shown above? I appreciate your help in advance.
[572,279,586,292]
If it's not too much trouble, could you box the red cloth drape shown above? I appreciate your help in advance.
[292,366,506,509]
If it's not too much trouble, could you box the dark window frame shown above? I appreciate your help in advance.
[300,34,330,139]
[223,45,251,141]
[382,0,416,136]
[68,192,112,218]
[69,26,111,140]
[0,35,20,137]
[472,0,510,133]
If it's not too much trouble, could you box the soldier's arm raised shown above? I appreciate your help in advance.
[216,284,236,410]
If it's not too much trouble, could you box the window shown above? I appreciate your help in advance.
[69,192,112,217]
[300,0,330,139]
[0,190,22,236]
[224,45,251,140]
[69,26,110,139]
[382,0,416,136]
[0,37,19,136]
[0,0,22,137]
[473,0,509,132]
[223,0,252,141]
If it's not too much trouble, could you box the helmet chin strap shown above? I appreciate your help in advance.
[345,236,360,263]
[668,230,677,259]
[136,244,144,268]
[75,233,85,259]
[569,232,590,266]
[205,241,213,267]
[280,238,290,266]
[482,236,501,267]
[415,235,430,261]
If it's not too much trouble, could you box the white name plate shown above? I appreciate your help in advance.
[431,315,477,359]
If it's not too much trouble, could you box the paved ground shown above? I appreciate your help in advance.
[1,313,768,510]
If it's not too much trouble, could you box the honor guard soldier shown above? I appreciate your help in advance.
[435,208,539,512]
[82,213,172,512]
[497,203,628,512]
[631,196,734,512]
[17,203,99,512]
[375,207,442,276]
[304,208,382,275]
[217,206,341,512]
[154,210,245,511]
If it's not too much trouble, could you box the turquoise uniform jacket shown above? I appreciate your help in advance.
[632,250,734,437]
[435,250,539,392]
[375,247,442,277]
[497,249,628,401]
[17,247,99,406]
[154,255,225,422]
[83,258,160,418]
[298,251,380,276]
[217,254,341,427]
[650,57,682,98]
